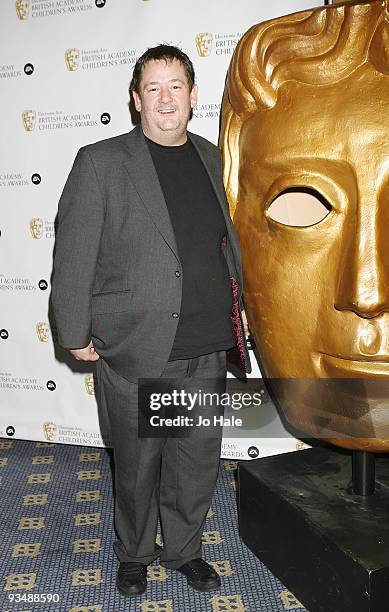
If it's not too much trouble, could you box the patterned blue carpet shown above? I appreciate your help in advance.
[0,438,307,612]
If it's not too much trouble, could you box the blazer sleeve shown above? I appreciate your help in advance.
[51,147,106,349]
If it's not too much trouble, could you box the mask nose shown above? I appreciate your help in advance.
[334,194,389,319]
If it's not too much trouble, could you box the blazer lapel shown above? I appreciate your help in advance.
[122,126,179,261]
[188,131,241,269]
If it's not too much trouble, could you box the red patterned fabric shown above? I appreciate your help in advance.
[227,275,247,372]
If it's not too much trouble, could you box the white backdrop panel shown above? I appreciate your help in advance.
[0,0,316,458]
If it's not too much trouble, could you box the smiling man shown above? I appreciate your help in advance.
[51,45,250,598]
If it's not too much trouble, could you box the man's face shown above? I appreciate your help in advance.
[235,65,389,446]
[132,59,198,145]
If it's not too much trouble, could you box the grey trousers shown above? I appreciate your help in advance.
[96,351,226,569]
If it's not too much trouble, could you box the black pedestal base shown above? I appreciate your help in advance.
[239,447,389,612]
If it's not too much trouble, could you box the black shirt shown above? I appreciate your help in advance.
[146,135,235,359]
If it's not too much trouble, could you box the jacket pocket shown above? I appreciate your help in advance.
[91,290,133,315]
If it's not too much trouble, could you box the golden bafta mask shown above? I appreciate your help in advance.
[16,0,29,20]
[43,422,57,442]
[22,110,36,131]
[30,217,43,239]
[65,48,80,71]
[195,33,213,58]
[36,322,50,342]
[84,374,95,395]
[221,0,389,452]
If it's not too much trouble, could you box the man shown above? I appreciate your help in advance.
[51,45,250,597]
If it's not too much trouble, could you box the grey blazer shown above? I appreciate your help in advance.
[51,125,250,381]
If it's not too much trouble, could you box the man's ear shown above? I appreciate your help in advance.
[132,90,142,113]
[190,83,198,108]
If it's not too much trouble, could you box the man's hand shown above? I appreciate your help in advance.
[241,309,250,337]
[70,340,100,361]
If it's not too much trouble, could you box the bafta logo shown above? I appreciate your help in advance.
[195,32,213,57]
[30,217,43,239]
[36,322,50,342]
[85,374,95,395]
[43,421,57,442]
[65,48,80,72]
[22,109,36,131]
[16,0,29,20]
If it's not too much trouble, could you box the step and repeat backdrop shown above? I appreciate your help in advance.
[1,0,317,459]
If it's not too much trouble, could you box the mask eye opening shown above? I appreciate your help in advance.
[267,186,332,227]
[276,186,332,210]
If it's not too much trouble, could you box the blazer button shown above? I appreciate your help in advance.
[172,312,179,318]
[175,270,181,277]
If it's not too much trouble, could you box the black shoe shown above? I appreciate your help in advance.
[116,562,147,597]
[176,558,221,592]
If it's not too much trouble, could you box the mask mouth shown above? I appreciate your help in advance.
[313,351,389,378]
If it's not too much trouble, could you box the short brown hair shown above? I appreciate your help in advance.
[130,44,195,93]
